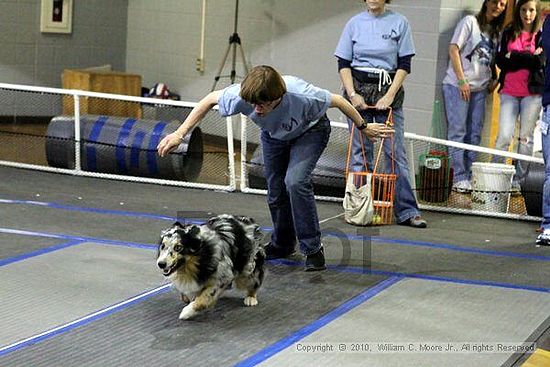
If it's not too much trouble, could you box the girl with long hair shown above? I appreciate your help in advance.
[442,0,509,193]
[494,0,544,193]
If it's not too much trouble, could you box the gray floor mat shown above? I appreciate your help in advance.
[0,233,66,260]
[2,201,549,291]
[257,278,550,367]
[320,236,550,289]
[0,264,387,367]
[1,165,549,367]
[0,242,164,347]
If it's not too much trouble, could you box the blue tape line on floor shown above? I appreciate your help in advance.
[2,198,549,262]
[235,276,403,367]
[0,199,177,221]
[269,258,550,294]
[343,233,550,261]
[0,235,547,360]
[0,240,84,267]
[0,227,155,250]
[0,285,171,357]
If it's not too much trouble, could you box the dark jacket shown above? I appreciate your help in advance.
[496,27,545,95]
[543,17,550,107]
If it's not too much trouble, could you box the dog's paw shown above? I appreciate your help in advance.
[179,303,198,320]
[243,296,258,307]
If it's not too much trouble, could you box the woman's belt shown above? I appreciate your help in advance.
[351,69,396,84]
[350,68,404,109]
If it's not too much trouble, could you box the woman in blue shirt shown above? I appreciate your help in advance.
[158,65,394,270]
[334,0,426,228]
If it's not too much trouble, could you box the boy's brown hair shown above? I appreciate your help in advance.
[240,65,287,104]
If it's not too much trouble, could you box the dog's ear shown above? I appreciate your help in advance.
[160,227,171,238]
[185,225,202,253]
[189,225,200,237]
[174,221,183,228]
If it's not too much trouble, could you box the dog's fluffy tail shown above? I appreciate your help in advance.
[236,215,264,243]
[237,215,266,287]
[235,215,255,225]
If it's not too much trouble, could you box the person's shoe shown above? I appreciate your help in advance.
[398,215,427,228]
[535,230,550,247]
[264,242,296,260]
[305,246,326,272]
[452,180,472,193]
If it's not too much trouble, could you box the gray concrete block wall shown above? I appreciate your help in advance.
[0,0,129,116]
[386,1,442,136]
[0,0,128,88]
[0,0,489,138]
[126,0,453,137]
[127,0,356,103]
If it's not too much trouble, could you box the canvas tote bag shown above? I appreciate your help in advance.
[343,172,374,225]
[343,107,395,226]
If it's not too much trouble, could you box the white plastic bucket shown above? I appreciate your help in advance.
[471,163,515,213]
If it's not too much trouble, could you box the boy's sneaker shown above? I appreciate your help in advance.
[452,180,472,193]
[264,242,296,260]
[536,230,550,247]
[305,246,327,272]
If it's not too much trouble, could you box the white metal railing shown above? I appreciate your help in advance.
[239,114,544,222]
[239,115,347,202]
[406,132,543,164]
[0,82,544,222]
[0,82,236,192]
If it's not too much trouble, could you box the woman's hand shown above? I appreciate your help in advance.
[362,122,394,141]
[350,94,368,110]
[487,79,499,94]
[459,82,471,101]
[157,132,184,157]
[375,93,395,110]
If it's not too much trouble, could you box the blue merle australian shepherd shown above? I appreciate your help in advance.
[157,214,266,320]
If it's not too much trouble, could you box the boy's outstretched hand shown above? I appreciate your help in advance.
[157,132,183,157]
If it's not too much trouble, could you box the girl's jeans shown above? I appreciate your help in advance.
[493,93,541,184]
[443,83,487,183]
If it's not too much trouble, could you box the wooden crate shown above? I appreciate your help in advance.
[62,69,142,118]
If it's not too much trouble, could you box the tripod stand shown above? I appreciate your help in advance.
[211,0,249,91]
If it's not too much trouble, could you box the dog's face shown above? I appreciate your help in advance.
[157,222,202,277]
